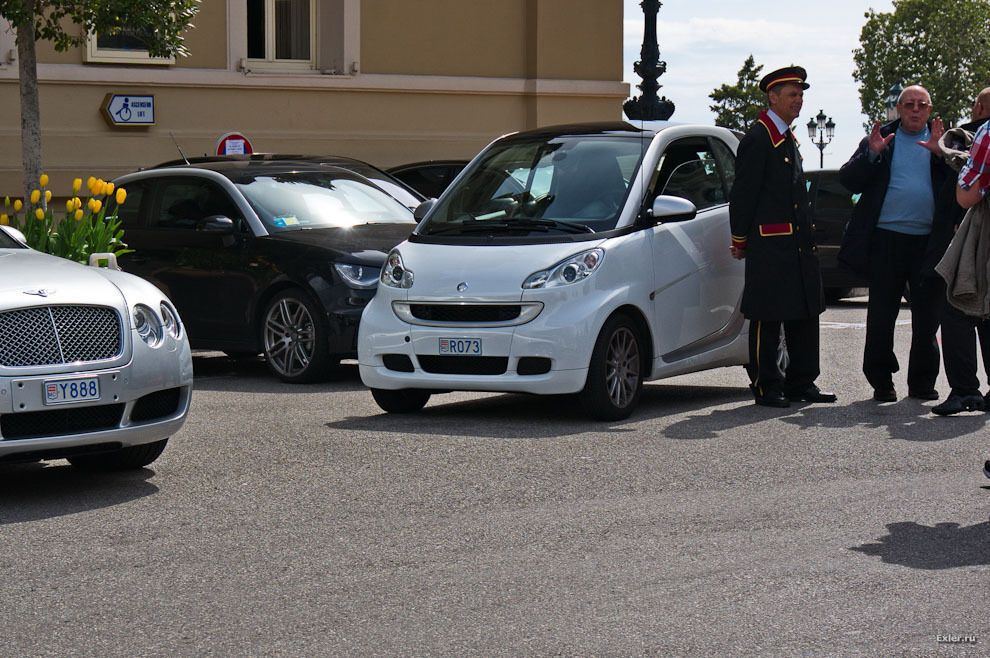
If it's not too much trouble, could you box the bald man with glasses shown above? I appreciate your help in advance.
[837,85,953,403]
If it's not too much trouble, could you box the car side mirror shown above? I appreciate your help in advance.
[198,216,235,234]
[413,199,437,222]
[645,195,697,224]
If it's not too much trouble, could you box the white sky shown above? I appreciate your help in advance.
[623,0,896,170]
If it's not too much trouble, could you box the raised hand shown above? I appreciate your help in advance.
[917,116,945,155]
[868,121,895,155]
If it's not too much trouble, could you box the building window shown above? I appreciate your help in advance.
[84,30,175,65]
[247,0,316,70]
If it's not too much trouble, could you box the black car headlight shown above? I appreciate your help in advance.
[334,263,379,289]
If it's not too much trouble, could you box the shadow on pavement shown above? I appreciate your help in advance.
[328,383,752,439]
[191,353,367,394]
[0,463,158,525]
[850,520,990,569]
[779,399,988,442]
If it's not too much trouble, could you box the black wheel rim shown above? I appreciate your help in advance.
[263,298,315,377]
[605,326,640,408]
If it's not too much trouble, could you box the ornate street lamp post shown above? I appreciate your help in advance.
[623,0,675,120]
[806,109,835,168]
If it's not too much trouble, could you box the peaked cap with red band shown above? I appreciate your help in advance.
[759,66,810,93]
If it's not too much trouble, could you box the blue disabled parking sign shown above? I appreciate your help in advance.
[102,94,155,126]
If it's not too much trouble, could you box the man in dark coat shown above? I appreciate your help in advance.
[729,66,836,408]
[837,84,951,402]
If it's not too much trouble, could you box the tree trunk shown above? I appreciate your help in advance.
[16,9,41,205]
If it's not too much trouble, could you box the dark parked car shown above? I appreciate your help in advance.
[805,169,867,301]
[387,160,468,199]
[152,153,426,210]
[114,160,418,382]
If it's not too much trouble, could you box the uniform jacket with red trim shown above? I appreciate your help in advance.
[729,111,825,321]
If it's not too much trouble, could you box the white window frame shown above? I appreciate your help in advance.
[84,31,175,65]
[246,0,318,72]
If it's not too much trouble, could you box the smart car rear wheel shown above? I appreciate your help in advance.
[371,388,432,413]
[580,314,643,421]
[262,289,333,383]
[67,438,168,470]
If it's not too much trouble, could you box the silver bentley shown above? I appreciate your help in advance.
[0,225,192,469]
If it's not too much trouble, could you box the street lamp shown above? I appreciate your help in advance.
[806,109,835,168]
[885,82,903,121]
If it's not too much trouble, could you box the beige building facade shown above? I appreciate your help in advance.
[0,0,627,196]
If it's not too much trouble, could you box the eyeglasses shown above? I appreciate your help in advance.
[899,100,931,110]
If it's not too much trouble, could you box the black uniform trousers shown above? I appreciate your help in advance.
[747,317,820,395]
[939,298,990,397]
[864,228,941,392]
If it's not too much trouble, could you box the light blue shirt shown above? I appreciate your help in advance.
[766,109,790,135]
[876,126,935,235]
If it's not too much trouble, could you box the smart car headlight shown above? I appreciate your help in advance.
[380,249,415,289]
[522,248,605,289]
[334,262,379,289]
[133,304,163,346]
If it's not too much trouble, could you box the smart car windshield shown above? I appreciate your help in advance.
[420,135,645,237]
[236,171,416,231]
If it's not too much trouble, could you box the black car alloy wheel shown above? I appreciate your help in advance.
[262,289,332,383]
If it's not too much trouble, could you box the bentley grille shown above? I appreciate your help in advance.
[0,305,122,367]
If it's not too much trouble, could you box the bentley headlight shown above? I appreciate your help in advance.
[522,248,605,289]
[334,262,379,289]
[160,301,182,339]
[133,304,163,346]
[380,249,415,289]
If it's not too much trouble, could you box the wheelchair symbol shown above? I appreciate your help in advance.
[114,98,132,122]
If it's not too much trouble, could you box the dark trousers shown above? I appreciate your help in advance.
[940,297,990,396]
[864,228,941,392]
[747,317,820,395]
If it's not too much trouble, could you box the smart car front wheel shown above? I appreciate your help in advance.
[579,313,644,421]
[262,289,333,383]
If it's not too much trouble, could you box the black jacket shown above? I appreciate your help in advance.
[837,119,952,277]
[729,112,825,321]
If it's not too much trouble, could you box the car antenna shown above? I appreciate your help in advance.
[169,131,190,165]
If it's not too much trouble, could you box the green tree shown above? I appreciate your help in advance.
[852,0,990,127]
[0,1,199,200]
[709,55,766,132]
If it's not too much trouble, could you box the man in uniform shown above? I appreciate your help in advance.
[729,66,836,408]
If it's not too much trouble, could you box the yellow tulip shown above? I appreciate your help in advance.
[39,173,49,187]
[65,199,74,212]
[45,190,52,203]
[92,199,102,213]
[104,182,115,196]
[72,178,82,194]
[0,214,7,225]
[87,176,96,190]
[13,199,22,212]
[30,189,40,204]
[116,188,127,205]
[34,208,44,220]
[73,197,82,210]
[74,209,83,221]
[3,196,8,208]
[87,198,96,212]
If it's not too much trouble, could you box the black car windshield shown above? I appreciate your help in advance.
[236,171,415,232]
[420,135,645,237]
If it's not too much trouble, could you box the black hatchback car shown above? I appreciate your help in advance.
[113,160,418,382]
[805,169,867,301]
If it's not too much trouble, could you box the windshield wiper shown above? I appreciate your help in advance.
[426,218,593,236]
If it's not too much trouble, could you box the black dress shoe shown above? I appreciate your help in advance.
[873,387,897,402]
[931,393,986,416]
[786,385,838,403]
[753,387,790,408]
[908,388,939,400]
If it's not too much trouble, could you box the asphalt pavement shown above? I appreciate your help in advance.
[1,299,987,656]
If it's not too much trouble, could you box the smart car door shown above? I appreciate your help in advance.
[647,136,744,358]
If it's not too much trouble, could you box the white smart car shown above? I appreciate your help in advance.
[0,226,193,469]
[359,122,749,420]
